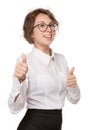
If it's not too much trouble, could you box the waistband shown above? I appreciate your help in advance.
[27,109,62,115]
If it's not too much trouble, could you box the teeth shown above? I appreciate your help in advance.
[47,36,51,38]
[45,35,52,38]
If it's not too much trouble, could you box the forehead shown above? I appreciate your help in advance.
[34,13,52,24]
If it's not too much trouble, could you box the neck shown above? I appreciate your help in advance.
[34,44,51,56]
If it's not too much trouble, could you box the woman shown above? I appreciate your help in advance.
[8,8,80,130]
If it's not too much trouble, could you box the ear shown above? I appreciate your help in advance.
[31,32,34,39]
[31,35,34,43]
[31,35,34,39]
[31,36,34,42]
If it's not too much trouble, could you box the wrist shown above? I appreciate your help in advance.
[19,77,26,83]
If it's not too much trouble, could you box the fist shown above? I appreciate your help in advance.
[14,54,28,82]
[67,67,77,88]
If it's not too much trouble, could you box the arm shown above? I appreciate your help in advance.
[62,55,81,104]
[66,67,81,104]
[8,76,29,114]
[66,84,80,104]
[8,54,28,114]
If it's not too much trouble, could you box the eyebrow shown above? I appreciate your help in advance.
[36,21,54,24]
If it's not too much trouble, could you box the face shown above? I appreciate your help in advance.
[32,13,56,48]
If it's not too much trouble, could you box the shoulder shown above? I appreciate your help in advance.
[54,52,69,74]
[26,51,32,58]
[54,52,68,67]
[54,52,66,61]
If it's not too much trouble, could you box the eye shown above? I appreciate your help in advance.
[38,23,46,28]
[50,24,56,27]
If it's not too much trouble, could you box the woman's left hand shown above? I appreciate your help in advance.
[67,67,77,88]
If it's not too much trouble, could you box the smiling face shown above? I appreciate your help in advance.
[32,13,56,49]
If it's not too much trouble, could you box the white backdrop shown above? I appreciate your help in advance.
[0,0,92,129]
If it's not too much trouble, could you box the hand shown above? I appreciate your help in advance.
[14,54,28,82]
[67,67,77,88]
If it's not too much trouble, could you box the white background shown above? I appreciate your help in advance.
[0,0,92,129]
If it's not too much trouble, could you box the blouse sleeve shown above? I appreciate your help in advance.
[62,55,81,104]
[66,84,81,104]
[8,57,29,114]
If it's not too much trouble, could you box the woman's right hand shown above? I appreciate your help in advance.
[14,54,28,83]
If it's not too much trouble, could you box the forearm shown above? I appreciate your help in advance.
[8,76,28,113]
[66,85,81,104]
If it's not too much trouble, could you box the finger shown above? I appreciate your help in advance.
[68,83,77,87]
[69,67,75,75]
[16,64,27,72]
[68,81,77,87]
[67,79,77,85]
[15,68,27,75]
[67,75,76,80]
[22,53,26,63]
[14,71,26,79]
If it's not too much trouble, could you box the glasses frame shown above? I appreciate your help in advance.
[33,22,57,32]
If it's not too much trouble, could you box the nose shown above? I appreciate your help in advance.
[46,25,52,32]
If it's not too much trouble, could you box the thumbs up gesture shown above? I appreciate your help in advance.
[14,54,28,83]
[67,67,77,88]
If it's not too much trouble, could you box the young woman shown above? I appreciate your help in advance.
[8,8,80,130]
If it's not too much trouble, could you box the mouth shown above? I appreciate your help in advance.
[43,34,53,40]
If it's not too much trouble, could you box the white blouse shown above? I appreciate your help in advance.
[8,47,80,113]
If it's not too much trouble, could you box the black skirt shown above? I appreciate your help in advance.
[17,109,62,130]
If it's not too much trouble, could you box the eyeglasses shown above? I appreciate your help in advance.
[33,22,57,32]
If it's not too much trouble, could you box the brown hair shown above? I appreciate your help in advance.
[23,8,59,44]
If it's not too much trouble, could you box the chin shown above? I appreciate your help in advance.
[46,39,53,45]
[44,42,52,46]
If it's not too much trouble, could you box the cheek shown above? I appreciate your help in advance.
[33,30,42,39]
[33,32,43,43]
[52,32,56,39]
[53,31,56,36]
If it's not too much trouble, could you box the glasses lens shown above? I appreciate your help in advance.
[49,24,57,31]
[33,23,57,32]
[38,23,47,32]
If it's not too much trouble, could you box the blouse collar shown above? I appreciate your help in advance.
[31,47,55,65]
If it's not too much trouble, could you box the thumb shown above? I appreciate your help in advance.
[69,67,75,75]
[22,53,26,63]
